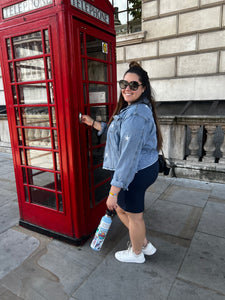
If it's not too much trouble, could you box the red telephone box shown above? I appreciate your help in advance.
[0,0,117,244]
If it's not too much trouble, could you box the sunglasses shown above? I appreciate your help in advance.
[119,80,142,91]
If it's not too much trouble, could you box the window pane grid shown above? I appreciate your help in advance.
[109,0,141,34]
[6,29,63,212]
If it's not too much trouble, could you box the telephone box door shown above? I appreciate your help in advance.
[73,19,117,232]
[0,18,74,236]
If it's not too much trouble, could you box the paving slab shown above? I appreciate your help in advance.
[38,215,127,295]
[0,229,68,300]
[210,183,225,200]
[0,201,20,234]
[168,279,225,300]
[147,175,173,195]
[145,200,203,240]
[0,228,39,280]
[169,177,213,190]
[73,232,187,300]
[197,201,225,238]
[160,184,210,207]
[178,232,225,295]
[144,190,160,210]
[0,285,23,300]
[0,188,18,204]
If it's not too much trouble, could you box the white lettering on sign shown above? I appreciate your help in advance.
[3,0,53,19]
[71,0,109,24]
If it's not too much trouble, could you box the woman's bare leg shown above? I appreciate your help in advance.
[116,205,129,229]
[116,206,148,252]
[127,212,146,254]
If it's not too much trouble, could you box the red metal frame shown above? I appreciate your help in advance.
[0,0,116,242]
[72,18,117,233]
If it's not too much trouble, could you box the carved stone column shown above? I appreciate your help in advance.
[219,125,225,164]
[186,125,200,162]
[202,125,217,163]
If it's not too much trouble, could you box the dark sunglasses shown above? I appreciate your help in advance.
[119,80,142,91]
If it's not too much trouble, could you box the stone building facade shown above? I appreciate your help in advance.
[116,0,225,182]
[116,0,225,102]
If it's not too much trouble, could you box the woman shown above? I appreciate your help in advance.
[81,61,162,263]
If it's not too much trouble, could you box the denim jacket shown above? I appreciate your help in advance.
[99,98,158,190]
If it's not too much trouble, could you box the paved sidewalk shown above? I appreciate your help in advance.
[0,151,225,300]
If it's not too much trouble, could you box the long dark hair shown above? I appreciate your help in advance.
[109,61,163,151]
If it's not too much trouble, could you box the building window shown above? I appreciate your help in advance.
[109,0,141,35]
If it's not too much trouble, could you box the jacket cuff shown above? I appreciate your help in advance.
[111,178,128,191]
[97,122,107,136]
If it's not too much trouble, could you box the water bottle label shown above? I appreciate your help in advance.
[90,229,106,251]
[99,221,111,230]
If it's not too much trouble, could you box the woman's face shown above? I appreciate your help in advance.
[121,72,146,105]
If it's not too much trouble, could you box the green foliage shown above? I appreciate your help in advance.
[128,0,141,20]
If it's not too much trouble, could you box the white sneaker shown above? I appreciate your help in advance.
[115,246,145,263]
[142,242,157,256]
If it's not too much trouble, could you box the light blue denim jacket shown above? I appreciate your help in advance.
[99,98,158,190]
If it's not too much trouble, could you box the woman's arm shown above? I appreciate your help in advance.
[106,185,121,211]
[81,114,101,131]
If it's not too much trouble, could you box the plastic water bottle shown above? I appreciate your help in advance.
[90,209,115,251]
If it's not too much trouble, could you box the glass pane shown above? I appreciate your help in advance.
[55,153,60,171]
[80,32,84,55]
[89,84,108,104]
[83,84,87,104]
[27,169,55,190]
[86,35,107,60]
[20,148,25,165]
[24,186,29,202]
[81,58,86,80]
[51,107,56,127]
[23,128,51,148]
[26,149,53,169]
[44,30,50,53]
[108,44,112,63]
[6,39,12,60]
[94,180,111,204]
[22,167,27,183]
[93,167,111,186]
[12,31,43,59]
[48,82,54,103]
[115,11,127,34]
[91,129,106,146]
[12,86,17,104]
[109,64,112,81]
[114,0,127,11]
[9,63,14,82]
[14,107,20,125]
[128,0,141,9]
[90,105,109,122]
[58,194,63,211]
[17,128,23,145]
[15,58,45,82]
[92,146,105,165]
[18,83,47,104]
[46,57,52,79]
[56,174,61,191]
[88,60,108,82]
[20,107,49,127]
[30,187,56,209]
[129,10,141,33]
[53,130,58,149]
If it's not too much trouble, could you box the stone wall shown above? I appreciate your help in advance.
[116,0,225,102]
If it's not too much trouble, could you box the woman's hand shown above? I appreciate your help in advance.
[81,114,94,126]
[106,195,118,211]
